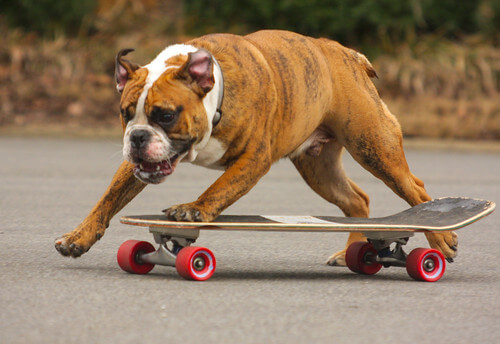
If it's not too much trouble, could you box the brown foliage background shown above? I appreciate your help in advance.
[0,0,498,139]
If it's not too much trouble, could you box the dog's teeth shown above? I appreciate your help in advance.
[156,165,160,171]
[140,164,144,170]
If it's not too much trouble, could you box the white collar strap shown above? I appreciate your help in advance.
[212,57,224,127]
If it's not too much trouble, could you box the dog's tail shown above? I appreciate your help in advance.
[354,51,378,79]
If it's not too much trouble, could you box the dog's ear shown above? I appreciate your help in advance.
[115,49,140,93]
[176,49,215,96]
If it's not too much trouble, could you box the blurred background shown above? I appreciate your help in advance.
[0,0,498,139]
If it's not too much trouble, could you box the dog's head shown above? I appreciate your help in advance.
[115,45,221,184]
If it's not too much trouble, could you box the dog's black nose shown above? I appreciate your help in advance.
[130,129,150,149]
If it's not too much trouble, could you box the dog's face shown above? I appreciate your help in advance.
[115,46,217,184]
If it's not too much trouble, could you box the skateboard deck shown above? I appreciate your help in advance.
[117,197,495,282]
[120,197,495,233]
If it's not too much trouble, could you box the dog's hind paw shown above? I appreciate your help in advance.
[425,231,458,262]
[326,250,347,267]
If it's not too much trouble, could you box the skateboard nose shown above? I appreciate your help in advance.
[130,129,150,149]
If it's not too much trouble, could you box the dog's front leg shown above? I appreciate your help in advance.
[165,151,272,222]
[55,161,146,257]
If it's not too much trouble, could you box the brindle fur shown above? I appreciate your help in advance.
[55,31,457,264]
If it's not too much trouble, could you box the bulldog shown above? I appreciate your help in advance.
[55,30,458,266]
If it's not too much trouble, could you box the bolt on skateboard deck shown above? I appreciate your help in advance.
[118,197,495,282]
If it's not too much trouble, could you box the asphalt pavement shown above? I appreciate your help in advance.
[0,137,498,344]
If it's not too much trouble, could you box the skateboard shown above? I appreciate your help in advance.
[118,197,495,282]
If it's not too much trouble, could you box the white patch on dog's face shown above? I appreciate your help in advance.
[123,124,170,162]
[134,44,199,125]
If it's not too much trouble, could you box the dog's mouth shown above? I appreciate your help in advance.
[133,155,179,184]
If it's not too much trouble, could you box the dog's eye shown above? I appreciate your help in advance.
[151,106,182,126]
[160,111,176,124]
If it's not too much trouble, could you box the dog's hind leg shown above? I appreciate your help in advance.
[291,139,371,266]
[334,98,458,261]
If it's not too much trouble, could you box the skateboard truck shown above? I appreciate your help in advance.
[139,228,200,266]
[116,226,216,281]
[368,236,411,268]
[346,232,448,281]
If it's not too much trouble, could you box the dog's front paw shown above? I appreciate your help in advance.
[425,231,458,262]
[163,203,212,222]
[55,221,105,258]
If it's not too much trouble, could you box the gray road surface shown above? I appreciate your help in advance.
[0,137,498,344]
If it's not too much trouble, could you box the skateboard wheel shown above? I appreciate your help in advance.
[117,240,156,274]
[406,248,446,282]
[345,241,383,275]
[175,246,216,281]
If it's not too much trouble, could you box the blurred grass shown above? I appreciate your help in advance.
[0,0,498,139]
[374,37,499,139]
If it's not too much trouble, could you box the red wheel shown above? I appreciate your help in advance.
[117,240,155,274]
[175,246,216,281]
[406,248,446,282]
[345,241,383,275]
